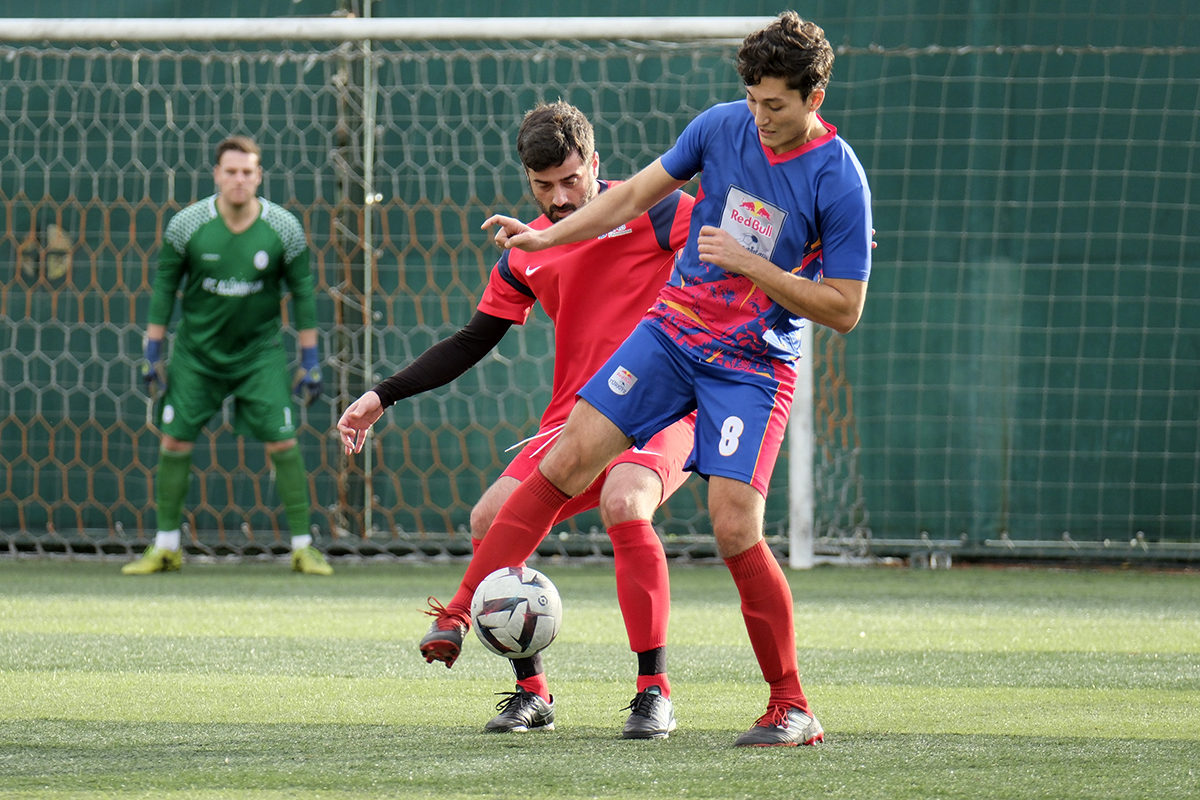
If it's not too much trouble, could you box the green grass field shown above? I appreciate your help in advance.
[1,559,1197,799]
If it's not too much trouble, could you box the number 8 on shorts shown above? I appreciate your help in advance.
[719,415,745,456]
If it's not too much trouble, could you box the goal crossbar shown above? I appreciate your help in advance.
[0,17,772,43]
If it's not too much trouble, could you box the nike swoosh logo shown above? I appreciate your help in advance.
[526,265,544,276]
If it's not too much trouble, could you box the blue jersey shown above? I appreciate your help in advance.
[650,100,872,374]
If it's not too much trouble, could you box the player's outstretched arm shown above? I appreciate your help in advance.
[485,159,686,252]
[337,311,513,455]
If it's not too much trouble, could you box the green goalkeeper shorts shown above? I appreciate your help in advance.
[155,347,299,443]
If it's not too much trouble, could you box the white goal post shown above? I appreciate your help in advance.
[790,325,817,568]
[0,17,772,42]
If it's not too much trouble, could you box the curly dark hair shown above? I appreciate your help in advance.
[736,11,834,99]
[516,101,595,173]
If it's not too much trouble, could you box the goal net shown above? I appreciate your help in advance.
[0,17,869,562]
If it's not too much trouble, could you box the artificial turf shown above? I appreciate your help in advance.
[1,559,1197,799]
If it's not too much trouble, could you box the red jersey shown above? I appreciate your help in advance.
[478,181,693,429]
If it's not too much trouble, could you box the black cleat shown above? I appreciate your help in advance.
[621,685,677,739]
[485,689,555,733]
[734,706,824,747]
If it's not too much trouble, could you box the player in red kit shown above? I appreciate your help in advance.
[338,102,694,738]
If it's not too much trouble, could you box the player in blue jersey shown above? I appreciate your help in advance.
[425,12,872,747]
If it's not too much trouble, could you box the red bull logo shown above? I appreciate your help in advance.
[738,200,773,222]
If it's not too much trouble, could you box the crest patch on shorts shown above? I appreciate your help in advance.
[608,366,637,396]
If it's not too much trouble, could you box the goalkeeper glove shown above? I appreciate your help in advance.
[141,338,167,398]
[292,345,323,407]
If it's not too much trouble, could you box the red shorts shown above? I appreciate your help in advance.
[500,413,696,524]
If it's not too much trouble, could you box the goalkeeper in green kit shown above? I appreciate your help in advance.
[124,135,332,576]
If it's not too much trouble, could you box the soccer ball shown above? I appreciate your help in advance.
[470,566,563,659]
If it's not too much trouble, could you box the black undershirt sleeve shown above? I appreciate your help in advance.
[371,310,513,408]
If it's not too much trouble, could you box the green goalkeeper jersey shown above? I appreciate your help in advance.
[148,195,318,374]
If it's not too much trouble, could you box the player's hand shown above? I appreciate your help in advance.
[141,338,168,398]
[697,225,759,277]
[292,345,323,407]
[480,214,547,252]
[337,391,384,454]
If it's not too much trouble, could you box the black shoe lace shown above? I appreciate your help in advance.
[494,691,535,714]
[624,690,660,719]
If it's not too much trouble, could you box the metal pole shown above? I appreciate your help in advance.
[788,323,815,569]
[361,0,378,537]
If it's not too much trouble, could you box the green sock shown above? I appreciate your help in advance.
[154,447,193,534]
[270,445,312,540]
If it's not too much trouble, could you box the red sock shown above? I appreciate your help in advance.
[472,532,526,566]
[609,520,670,652]
[725,539,808,713]
[636,674,671,698]
[447,469,570,617]
[516,673,551,703]
[512,648,550,702]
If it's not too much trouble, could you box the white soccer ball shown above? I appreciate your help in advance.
[470,566,563,659]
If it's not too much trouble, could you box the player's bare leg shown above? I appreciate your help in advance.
[709,477,822,746]
[538,401,633,494]
[421,401,631,667]
[470,476,521,541]
[708,477,767,559]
